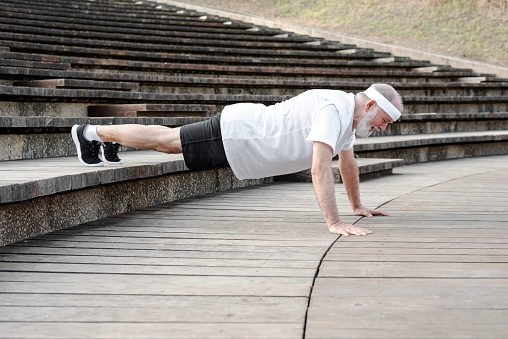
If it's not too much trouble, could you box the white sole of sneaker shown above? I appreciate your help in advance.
[71,125,104,167]
[101,146,123,164]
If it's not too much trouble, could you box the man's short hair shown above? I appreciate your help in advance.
[371,83,404,112]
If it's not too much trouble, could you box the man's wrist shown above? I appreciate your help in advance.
[327,220,343,229]
[353,204,364,211]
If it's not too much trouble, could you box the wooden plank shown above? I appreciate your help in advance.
[21,234,333,246]
[309,295,508,309]
[0,262,317,277]
[318,262,508,278]
[310,278,508,298]
[323,254,508,262]
[0,304,307,323]
[0,294,307,309]
[0,254,319,268]
[48,228,331,238]
[0,246,326,261]
[315,242,508,249]
[4,241,330,254]
[323,247,508,256]
[305,325,508,339]
[306,312,508,339]
[0,323,303,339]
[307,307,508,326]
[0,275,312,297]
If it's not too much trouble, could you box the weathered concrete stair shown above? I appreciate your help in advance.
[0,151,271,246]
[87,104,217,117]
[13,79,139,92]
[355,131,508,163]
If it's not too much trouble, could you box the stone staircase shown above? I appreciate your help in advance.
[1,0,507,245]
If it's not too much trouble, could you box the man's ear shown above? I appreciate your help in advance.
[365,99,376,111]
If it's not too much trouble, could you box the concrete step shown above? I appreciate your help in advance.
[66,55,427,72]
[1,58,481,84]
[2,54,501,96]
[354,130,508,163]
[382,112,508,136]
[0,53,502,96]
[0,37,389,67]
[0,57,70,70]
[137,78,508,97]
[1,0,369,55]
[0,10,336,45]
[1,85,506,117]
[0,0,255,30]
[0,22,359,54]
[0,31,364,60]
[0,150,271,246]
[0,116,209,129]
[88,104,217,117]
[403,96,508,113]
[13,79,139,92]
[0,6,282,40]
[1,0,220,22]
[0,151,187,205]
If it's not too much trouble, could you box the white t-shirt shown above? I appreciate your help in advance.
[221,89,356,179]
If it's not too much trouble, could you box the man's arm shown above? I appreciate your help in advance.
[338,148,390,218]
[311,142,372,236]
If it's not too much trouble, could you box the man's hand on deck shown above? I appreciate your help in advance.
[354,206,390,218]
[328,221,372,237]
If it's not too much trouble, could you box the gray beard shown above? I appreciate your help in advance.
[355,110,378,138]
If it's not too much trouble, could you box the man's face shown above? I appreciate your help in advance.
[355,109,378,138]
[355,104,394,138]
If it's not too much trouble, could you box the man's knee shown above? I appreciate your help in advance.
[152,126,182,154]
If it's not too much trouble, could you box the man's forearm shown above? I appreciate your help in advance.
[338,151,362,210]
[311,143,374,236]
[312,166,341,227]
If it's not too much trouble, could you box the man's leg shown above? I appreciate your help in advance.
[96,124,182,154]
[72,123,182,167]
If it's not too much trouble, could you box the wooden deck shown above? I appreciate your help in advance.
[306,156,508,338]
[1,155,508,338]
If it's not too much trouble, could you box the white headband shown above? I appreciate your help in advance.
[364,86,401,121]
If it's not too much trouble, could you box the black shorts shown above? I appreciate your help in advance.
[180,113,230,170]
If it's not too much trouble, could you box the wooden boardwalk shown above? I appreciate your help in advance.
[306,156,508,338]
[1,155,508,338]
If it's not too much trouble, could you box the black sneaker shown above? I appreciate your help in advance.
[71,123,104,167]
[101,142,123,164]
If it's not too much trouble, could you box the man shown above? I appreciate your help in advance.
[72,83,403,237]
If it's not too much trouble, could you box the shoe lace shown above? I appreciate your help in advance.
[110,143,120,153]
[87,140,101,157]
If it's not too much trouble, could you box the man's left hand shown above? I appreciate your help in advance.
[354,206,390,218]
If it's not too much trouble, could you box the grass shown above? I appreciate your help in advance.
[280,0,507,66]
